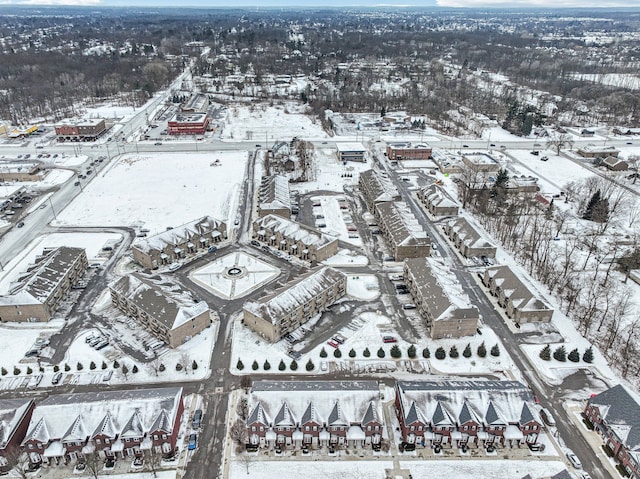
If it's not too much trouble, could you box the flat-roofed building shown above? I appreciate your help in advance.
[374,201,431,261]
[54,118,106,142]
[253,214,338,263]
[577,145,620,159]
[461,152,501,173]
[181,93,209,113]
[0,247,88,323]
[109,273,214,347]
[132,216,227,269]
[0,162,44,182]
[336,142,366,163]
[403,257,479,339]
[386,142,432,161]
[243,267,346,342]
[417,184,459,217]
[482,266,553,324]
[443,217,497,259]
[258,175,291,218]
[167,112,209,135]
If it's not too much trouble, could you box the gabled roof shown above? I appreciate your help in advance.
[404,401,426,426]
[254,214,334,248]
[519,402,538,426]
[588,384,640,450]
[328,401,349,426]
[361,402,380,426]
[121,410,144,438]
[273,402,296,427]
[459,401,480,425]
[247,402,269,426]
[150,410,171,434]
[432,401,454,426]
[0,399,33,449]
[132,216,225,254]
[24,417,50,444]
[485,401,507,426]
[93,411,116,438]
[301,402,319,425]
[447,217,495,250]
[62,415,88,442]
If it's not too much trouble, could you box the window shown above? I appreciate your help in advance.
[367,426,371,431]
[28,444,34,450]
[259,426,264,432]
[410,426,414,431]
[305,426,309,431]
[251,426,256,432]
[162,434,167,440]
[96,439,101,444]
[105,438,110,444]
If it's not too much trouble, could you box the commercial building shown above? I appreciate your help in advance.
[386,142,432,161]
[132,216,227,269]
[109,273,214,348]
[577,145,620,159]
[482,266,553,324]
[403,257,479,339]
[54,119,106,142]
[443,217,497,259]
[0,400,35,472]
[584,385,640,479]
[374,201,431,261]
[336,142,366,163]
[461,152,501,173]
[0,247,88,323]
[180,93,209,113]
[395,380,542,451]
[167,113,209,135]
[417,184,459,217]
[258,175,291,218]
[0,162,44,182]
[252,215,338,263]
[21,388,184,467]
[243,267,346,342]
[246,380,384,451]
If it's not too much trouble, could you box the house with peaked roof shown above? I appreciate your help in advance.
[252,214,338,264]
[245,380,384,451]
[21,388,183,467]
[395,381,541,451]
[584,384,640,479]
[403,257,479,339]
[242,267,346,342]
[132,216,227,270]
[0,247,88,323]
[374,201,431,261]
[417,184,459,217]
[443,217,497,259]
[482,266,553,324]
[258,175,291,218]
[0,400,35,472]
[109,272,214,347]
[358,169,400,211]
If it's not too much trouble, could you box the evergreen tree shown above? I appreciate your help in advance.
[13,367,21,375]
[390,345,402,358]
[407,345,417,358]
[0,367,7,376]
[90,361,96,370]
[132,365,139,373]
[121,364,129,376]
[540,345,552,361]
[583,190,609,223]
[568,348,580,363]
[463,343,472,358]
[26,366,33,375]
[553,346,567,362]
[101,361,107,370]
[422,347,430,359]
[477,342,487,358]
[306,359,315,371]
[363,347,371,358]
[113,360,120,369]
[64,363,71,372]
[449,346,459,358]
[252,360,259,371]
[290,360,298,371]
[435,347,446,360]
[278,359,286,371]
[237,359,244,370]
[377,347,386,358]
[176,363,183,371]
[333,348,342,358]
[53,365,59,372]
[263,360,271,371]
[159,363,166,372]
[490,344,500,357]
[583,346,594,363]
[320,347,328,358]
[192,360,198,370]
[349,348,356,358]
[77,362,83,371]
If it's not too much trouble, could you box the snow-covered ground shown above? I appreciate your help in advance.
[310,194,362,246]
[54,151,247,232]
[292,147,369,194]
[322,248,368,267]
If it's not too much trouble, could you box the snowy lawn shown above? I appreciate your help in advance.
[54,151,247,232]
[346,274,379,301]
[322,248,368,267]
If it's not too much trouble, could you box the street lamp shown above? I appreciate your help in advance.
[48,196,57,220]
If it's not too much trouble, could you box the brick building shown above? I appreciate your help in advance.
[0,400,35,472]
[443,217,497,259]
[386,142,432,161]
[54,119,106,142]
[417,184,459,217]
[167,113,209,135]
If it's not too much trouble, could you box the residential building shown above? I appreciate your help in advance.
[132,216,227,269]
[109,273,214,348]
[358,169,400,211]
[403,257,479,339]
[0,247,88,323]
[21,388,184,467]
[243,267,346,342]
[443,217,497,259]
[167,113,209,135]
[336,142,366,163]
[577,145,620,159]
[252,214,338,263]
[584,384,640,479]
[258,176,291,218]
[374,201,431,261]
[386,142,432,161]
[417,184,459,217]
[54,119,106,142]
[602,156,629,171]
[246,380,384,451]
[482,266,553,324]
[461,152,501,173]
[0,400,35,472]
[395,380,542,451]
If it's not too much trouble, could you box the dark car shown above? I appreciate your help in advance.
[192,409,203,428]
[17,222,25,228]
[251,240,261,247]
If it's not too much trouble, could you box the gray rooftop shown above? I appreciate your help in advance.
[252,380,379,392]
[588,384,640,450]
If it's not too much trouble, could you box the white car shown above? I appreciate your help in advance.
[566,452,582,469]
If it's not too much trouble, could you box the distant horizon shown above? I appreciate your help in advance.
[1,1,640,9]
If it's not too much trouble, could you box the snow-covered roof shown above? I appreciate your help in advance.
[110,272,210,330]
[133,216,225,254]
[243,267,345,325]
[447,217,496,250]
[0,399,33,449]
[375,201,430,248]
[0,247,86,306]
[359,169,400,204]
[485,266,552,313]
[336,142,365,153]
[23,388,183,446]
[259,175,291,212]
[420,184,459,210]
[404,257,478,322]
[55,118,104,127]
[254,214,335,248]
[387,142,431,150]
[588,384,640,451]
[397,381,540,428]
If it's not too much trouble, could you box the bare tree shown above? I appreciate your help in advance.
[237,451,253,475]
[3,447,29,479]
[84,451,102,479]
[230,418,248,446]
[150,356,163,377]
[546,133,574,154]
[144,449,162,478]
[236,397,248,420]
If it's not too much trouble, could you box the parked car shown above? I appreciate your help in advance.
[539,408,556,427]
[403,304,417,310]
[251,240,261,247]
[382,336,397,343]
[566,452,582,469]
[16,222,25,228]
[208,246,217,253]
[327,339,339,348]
[321,361,328,371]
[287,350,302,360]
[102,370,113,382]
[192,409,203,428]
[332,335,345,345]
[188,433,197,450]
[154,142,162,146]
[51,372,63,385]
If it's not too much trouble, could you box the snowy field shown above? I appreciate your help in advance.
[322,248,368,267]
[54,151,247,232]
[222,104,328,141]
[295,147,370,194]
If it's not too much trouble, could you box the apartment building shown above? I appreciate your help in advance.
[0,400,35,472]
[443,217,497,259]
[243,267,346,342]
[0,247,88,322]
[374,201,431,261]
[403,257,479,339]
[336,142,366,163]
[258,175,291,218]
[358,169,400,211]
[386,142,432,161]
[109,273,214,348]
[417,184,459,217]
[167,113,209,135]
